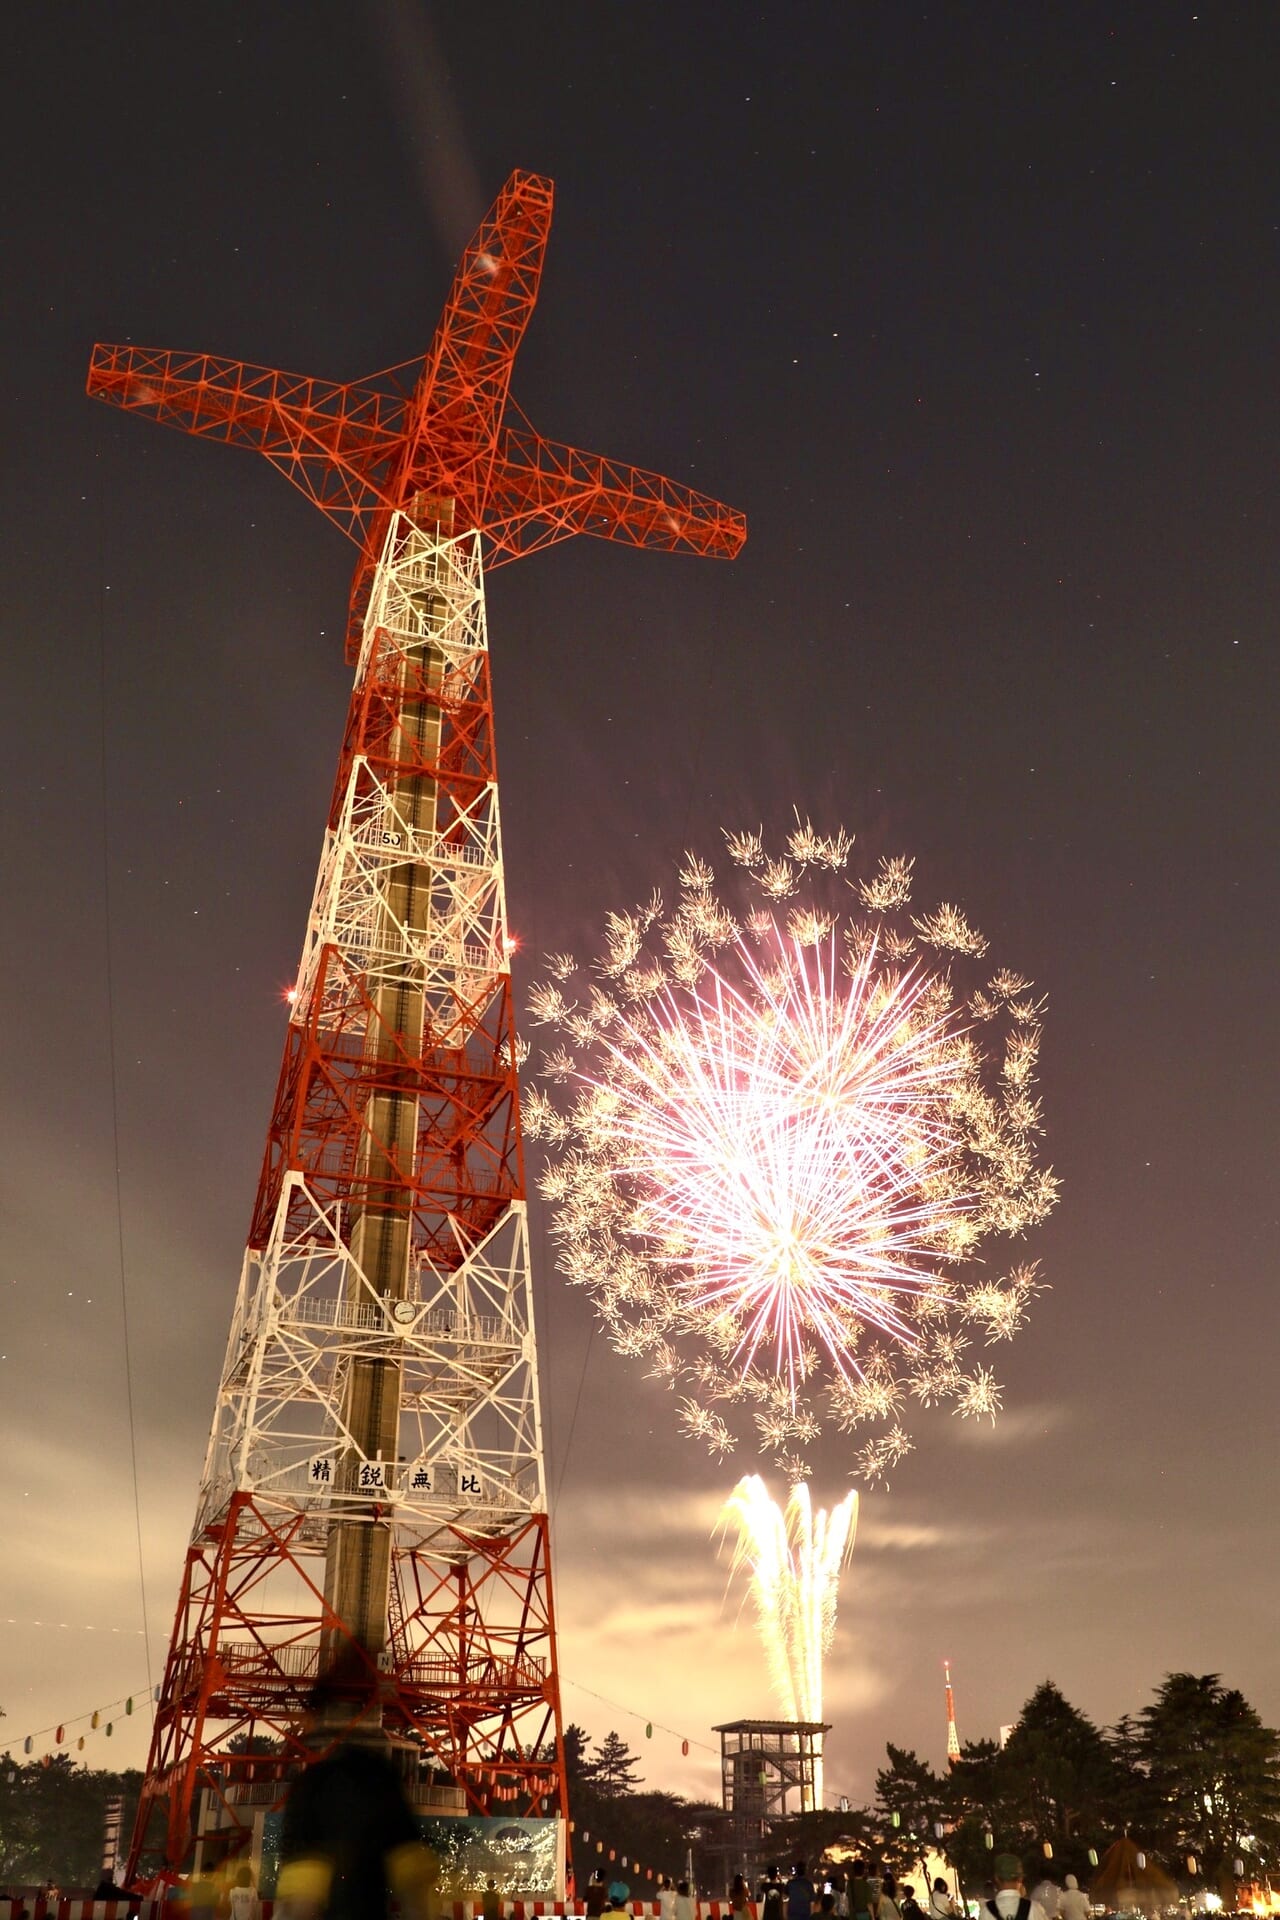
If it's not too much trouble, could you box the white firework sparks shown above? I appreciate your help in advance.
[523,825,1059,1483]
[720,1475,858,1804]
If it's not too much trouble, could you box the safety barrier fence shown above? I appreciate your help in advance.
[0,1901,754,1920]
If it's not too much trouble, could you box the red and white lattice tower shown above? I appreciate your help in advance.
[88,169,745,1883]
[944,1660,962,1766]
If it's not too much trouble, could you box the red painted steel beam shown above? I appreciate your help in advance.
[88,168,745,657]
[399,168,553,514]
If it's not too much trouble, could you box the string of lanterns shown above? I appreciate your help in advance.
[566,1823,665,1888]
[968,1832,1103,1870]
[472,1769,562,1809]
[502,1680,707,1880]
[7,1684,158,1766]
[565,1680,709,1761]
[968,1831,1261,1885]
[9,1668,709,1893]
[10,1670,707,1782]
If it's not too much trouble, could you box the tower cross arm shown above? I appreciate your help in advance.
[87,344,407,540]
[484,420,747,564]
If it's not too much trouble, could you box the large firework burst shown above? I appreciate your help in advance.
[523,824,1058,1481]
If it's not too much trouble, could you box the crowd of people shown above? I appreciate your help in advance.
[703,1855,1093,1920]
[744,1860,961,1920]
[0,1854,1129,1920]
[584,1861,974,1920]
[583,1872,697,1919]
[2,1818,1099,1920]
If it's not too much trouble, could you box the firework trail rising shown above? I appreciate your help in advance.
[721,1474,858,1801]
[524,822,1059,1482]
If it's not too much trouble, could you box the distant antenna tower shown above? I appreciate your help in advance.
[944,1660,961,1765]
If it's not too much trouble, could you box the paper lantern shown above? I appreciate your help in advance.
[23,1737,32,1754]
[681,1740,689,1757]
[1043,1844,1053,1861]
[984,1832,994,1851]
[106,1722,113,1737]
[126,1697,134,1715]
[1135,1854,1146,1871]
[1187,1858,1197,1877]
[1234,1861,1245,1880]
[91,1711,100,1730]
[645,1723,653,1739]
[1088,1851,1099,1868]
[891,1812,901,1830]
[77,1738,85,1753]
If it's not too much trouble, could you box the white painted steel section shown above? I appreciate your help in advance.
[194,516,546,1554]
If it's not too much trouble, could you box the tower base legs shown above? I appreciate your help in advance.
[126,1497,567,1886]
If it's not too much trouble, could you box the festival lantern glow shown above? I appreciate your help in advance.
[525,824,1058,1480]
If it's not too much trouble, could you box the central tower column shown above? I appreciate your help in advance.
[324,507,452,1674]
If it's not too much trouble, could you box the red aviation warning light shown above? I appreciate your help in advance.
[89,170,744,1885]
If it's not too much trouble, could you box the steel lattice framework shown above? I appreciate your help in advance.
[89,174,743,660]
[88,168,744,1886]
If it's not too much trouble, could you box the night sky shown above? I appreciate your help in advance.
[4,3,1278,1801]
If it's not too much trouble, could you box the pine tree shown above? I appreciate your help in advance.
[943,1686,1119,1885]
[1138,1674,1280,1881]
[876,1745,947,1881]
[588,1730,643,1798]
[1000,1680,1118,1846]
